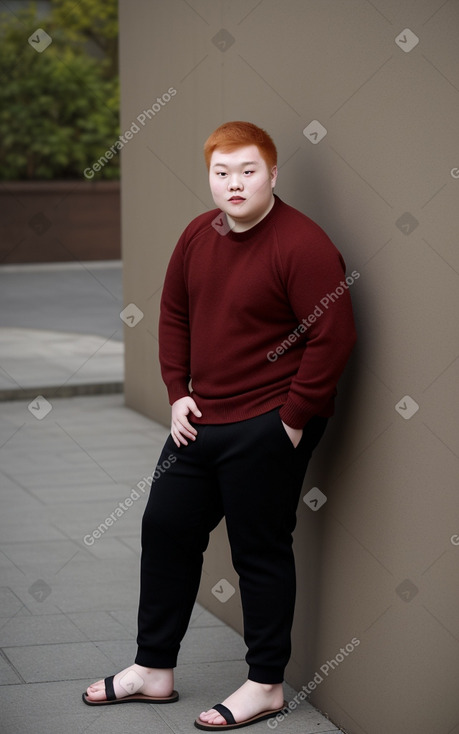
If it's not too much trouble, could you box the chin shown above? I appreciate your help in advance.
[227,202,254,216]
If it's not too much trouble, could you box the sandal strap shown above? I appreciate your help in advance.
[212,703,236,725]
[105,675,116,701]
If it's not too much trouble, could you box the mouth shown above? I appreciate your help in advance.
[228,196,246,203]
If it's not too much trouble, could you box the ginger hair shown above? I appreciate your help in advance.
[204,121,277,171]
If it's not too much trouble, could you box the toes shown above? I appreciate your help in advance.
[85,688,106,702]
[199,710,225,725]
[87,683,102,691]
[85,679,107,700]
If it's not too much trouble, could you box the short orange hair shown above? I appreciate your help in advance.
[204,121,277,171]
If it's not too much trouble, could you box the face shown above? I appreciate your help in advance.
[209,145,278,231]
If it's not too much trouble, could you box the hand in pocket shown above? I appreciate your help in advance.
[281,420,303,448]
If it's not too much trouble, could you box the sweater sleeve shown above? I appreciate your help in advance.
[158,231,192,405]
[278,226,357,429]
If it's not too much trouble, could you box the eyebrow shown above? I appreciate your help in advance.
[212,161,259,168]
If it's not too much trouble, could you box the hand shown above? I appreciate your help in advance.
[171,396,202,447]
[281,420,303,448]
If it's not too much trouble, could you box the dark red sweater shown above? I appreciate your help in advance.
[159,195,356,429]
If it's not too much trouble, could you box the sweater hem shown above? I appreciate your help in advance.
[182,393,334,427]
[188,394,286,425]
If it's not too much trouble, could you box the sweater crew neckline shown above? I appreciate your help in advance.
[225,194,281,241]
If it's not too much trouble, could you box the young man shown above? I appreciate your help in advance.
[83,121,357,729]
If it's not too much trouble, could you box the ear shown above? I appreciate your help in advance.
[270,165,278,188]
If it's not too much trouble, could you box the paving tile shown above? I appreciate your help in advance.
[0,472,30,493]
[108,608,139,638]
[189,604,226,628]
[0,540,82,575]
[9,468,123,490]
[0,505,61,545]
[0,517,67,544]
[178,624,247,665]
[2,580,73,618]
[0,613,87,646]
[66,611,133,641]
[85,639,139,672]
[0,587,29,618]
[82,536,140,560]
[3,641,116,683]
[9,574,140,616]
[115,535,141,555]
[49,498,147,541]
[0,651,22,685]
[0,329,124,389]
[24,482,134,505]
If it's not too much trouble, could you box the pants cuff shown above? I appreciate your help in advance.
[248,665,284,684]
[135,649,177,669]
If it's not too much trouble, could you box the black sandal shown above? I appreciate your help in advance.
[194,701,286,730]
[82,675,179,706]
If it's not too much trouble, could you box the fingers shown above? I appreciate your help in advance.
[292,431,303,448]
[171,415,199,446]
[171,422,194,446]
[171,396,202,446]
[188,399,202,419]
[281,421,303,448]
[171,426,186,447]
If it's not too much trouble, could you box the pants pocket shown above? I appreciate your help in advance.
[274,409,300,451]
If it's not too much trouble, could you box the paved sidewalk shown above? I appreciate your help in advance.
[0,394,340,734]
[0,262,124,400]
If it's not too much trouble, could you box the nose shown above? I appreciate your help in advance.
[228,175,243,191]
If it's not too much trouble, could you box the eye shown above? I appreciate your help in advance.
[216,172,227,177]
[244,170,254,175]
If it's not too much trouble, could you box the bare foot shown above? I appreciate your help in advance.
[85,664,174,702]
[198,680,284,726]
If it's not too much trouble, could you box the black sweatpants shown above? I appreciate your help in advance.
[135,407,328,684]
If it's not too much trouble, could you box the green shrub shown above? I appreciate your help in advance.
[0,2,120,180]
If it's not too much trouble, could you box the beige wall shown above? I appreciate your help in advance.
[119,2,459,732]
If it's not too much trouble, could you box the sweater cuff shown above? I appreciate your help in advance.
[167,379,191,405]
[279,400,316,430]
